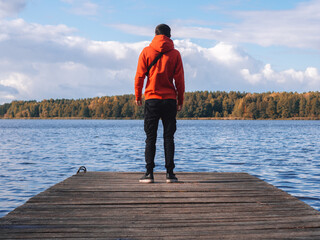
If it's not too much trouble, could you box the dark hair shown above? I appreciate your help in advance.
[155,24,171,38]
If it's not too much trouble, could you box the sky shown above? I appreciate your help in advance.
[0,0,319,104]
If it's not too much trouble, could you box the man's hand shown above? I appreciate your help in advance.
[135,100,142,106]
[177,105,182,111]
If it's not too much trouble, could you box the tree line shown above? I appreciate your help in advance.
[0,91,320,119]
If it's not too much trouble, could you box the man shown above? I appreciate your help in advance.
[135,24,185,183]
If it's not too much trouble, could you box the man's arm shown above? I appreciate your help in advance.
[134,49,147,105]
[174,52,185,111]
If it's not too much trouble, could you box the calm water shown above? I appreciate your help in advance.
[0,119,320,217]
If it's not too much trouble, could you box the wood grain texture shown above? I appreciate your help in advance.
[1,172,320,239]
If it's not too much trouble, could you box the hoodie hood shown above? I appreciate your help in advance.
[150,35,174,53]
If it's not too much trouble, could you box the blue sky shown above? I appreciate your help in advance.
[0,0,319,103]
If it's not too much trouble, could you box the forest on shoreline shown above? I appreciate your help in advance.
[1,91,320,120]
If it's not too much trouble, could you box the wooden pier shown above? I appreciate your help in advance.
[1,172,320,239]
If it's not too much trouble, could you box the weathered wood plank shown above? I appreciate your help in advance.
[1,172,320,239]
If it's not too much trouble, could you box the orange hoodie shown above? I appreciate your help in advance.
[135,35,185,105]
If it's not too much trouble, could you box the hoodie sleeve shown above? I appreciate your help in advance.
[134,49,147,101]
[174,51,185,105]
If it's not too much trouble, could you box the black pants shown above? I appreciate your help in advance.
[144,99,177,173]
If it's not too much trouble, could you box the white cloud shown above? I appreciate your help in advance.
[229,0,320,49]
[112,1,320,50]
[173,40,265,92]
[0,0,26,19]
[0,18,147,102]
[176,40,320,92]
[241,64,320,90]
[110,24,153,37]
[193,0,320,50]
[0,18,75,43]
[61,0,99,16]
[112,24,225,41]
[0,17,319,104]
[0,72,31,97]
[207,42,245,64]
[174,26,223,40]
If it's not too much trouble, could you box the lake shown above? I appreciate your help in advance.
[0,119,319,217]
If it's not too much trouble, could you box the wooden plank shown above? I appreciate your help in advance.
[1,172,320,239]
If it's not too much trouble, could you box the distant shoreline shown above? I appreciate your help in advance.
[1,91,319,120]
[1,117,319,120]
